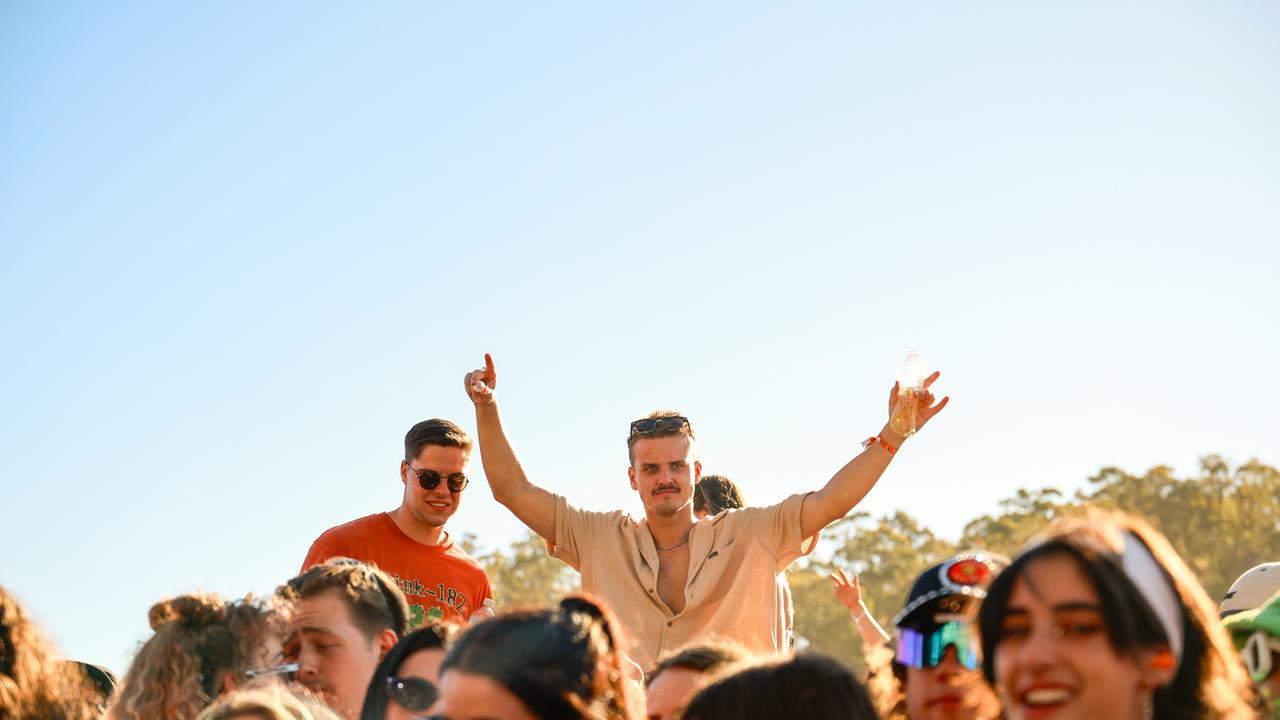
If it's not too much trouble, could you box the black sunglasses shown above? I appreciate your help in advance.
[629,416,690,435]
[386,675,440,712]
[407,466,469,493]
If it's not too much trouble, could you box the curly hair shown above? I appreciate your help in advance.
[0,585,99,720]
[108,592,284,720]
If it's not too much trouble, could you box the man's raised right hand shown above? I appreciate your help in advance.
[463,353,497,405]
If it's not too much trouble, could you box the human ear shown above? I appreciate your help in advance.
[628,466,637,491]
[401,461,409,486]
[377,628,399,658]
[694,460,702,481]
[1138,645,1177,688]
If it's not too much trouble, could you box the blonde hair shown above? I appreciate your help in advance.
[0,585,98,720]
[108,592,284,720]
[194,683,340,720]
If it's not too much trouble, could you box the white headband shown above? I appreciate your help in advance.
[1119,531,1184,668]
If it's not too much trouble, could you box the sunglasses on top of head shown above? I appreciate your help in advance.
[406,466,469,493]
[629,416,690,435]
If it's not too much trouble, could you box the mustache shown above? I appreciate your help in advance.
[652,485,681,495]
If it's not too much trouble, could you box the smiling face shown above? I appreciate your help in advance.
[628,435,701,519]
[401,444,470,531]
[993,553,1157,720]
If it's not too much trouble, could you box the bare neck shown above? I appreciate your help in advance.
[388,506,448,547]
[645,508,696,548]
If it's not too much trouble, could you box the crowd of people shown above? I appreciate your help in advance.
[3,355,1277,719]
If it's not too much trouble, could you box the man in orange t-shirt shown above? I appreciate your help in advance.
[302,418,493,628]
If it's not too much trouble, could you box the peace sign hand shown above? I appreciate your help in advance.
[829,568,865,611]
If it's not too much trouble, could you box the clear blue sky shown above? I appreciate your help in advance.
[3,2,1277,674]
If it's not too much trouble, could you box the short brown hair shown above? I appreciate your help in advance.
[647,640,751,687]
[626,410,696,465]
[278,559,410,640]
[404,419,472,462]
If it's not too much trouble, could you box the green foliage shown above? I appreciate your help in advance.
[788,567,865,672]
[473,530,579,609]
[1080,455,1280,600]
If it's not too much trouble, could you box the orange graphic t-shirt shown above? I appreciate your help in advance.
[302,513,492,628]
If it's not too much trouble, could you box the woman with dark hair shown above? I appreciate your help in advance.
[680,653,879,720]
[691,475,744,518]
[977,510,1257,720]
[432,595,640,720]
[359,624,455,720]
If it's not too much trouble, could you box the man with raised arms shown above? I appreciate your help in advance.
[462,353,947,670]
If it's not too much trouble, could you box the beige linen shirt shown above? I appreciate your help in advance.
[550,492,816,670]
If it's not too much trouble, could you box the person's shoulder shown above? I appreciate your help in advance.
[721,493,808,525]
[312,512,390,544]
[557,494,633,526]
[443,543,487,570]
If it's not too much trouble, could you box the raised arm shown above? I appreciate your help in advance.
[464,353,557,540]
[798,372,948,538]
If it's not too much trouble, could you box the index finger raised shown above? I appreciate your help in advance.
[484,352,496,384]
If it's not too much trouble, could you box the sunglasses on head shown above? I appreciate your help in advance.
[896,620,981,670]
[386,675,440,713]
[629,416,690,435]
[407,466,469,493]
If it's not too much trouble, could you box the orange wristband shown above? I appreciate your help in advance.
[862,435,898,455]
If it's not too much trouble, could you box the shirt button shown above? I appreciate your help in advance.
[648,589,655,594]
[667,621,673,627]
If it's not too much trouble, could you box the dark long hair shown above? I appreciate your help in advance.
[977,510,1256,720]
[681,653,878,720]
[693,475,744,516]
[359,624,453,720]
[438,595,638,720]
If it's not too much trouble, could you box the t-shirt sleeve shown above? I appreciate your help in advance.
[301,532,340,572]
[744,492,818,571]
[549,494,624,571]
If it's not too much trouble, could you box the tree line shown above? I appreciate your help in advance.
[462,455,1279,672]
